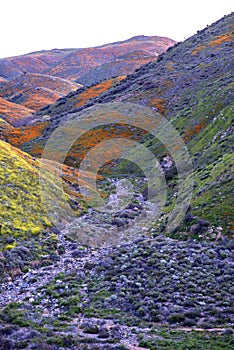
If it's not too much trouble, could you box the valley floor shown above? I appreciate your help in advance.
[0,209,233,349]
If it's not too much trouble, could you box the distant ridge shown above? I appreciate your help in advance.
[0,35,175,121]
[0,35,175,83]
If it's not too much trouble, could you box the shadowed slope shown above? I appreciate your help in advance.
[0,97,33,125]
[0,73,81,97]
[7,87,63,111]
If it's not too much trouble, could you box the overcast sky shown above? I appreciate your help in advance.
[1,0,233,58]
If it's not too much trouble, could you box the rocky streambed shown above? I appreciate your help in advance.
[0,179,233,349]
[0,227,233,349]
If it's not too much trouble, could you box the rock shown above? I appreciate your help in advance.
[117,209,138,219]
[50,226,60,234]
[183,212,194,222]
[161,155,173,169]
[111,218,126,227]
[110,326,122,339]
[71,250,83,258]
[42,309,50,317]
[100,257,114,267]
[182,319,197,327]
[81,322,99,334]
[197,219,210,227]
[98,327,109,338]
[142,187,148,200]
[222,328,233,335]
[69,243,78,250]
[127,203,143,210]
[49,253,59,262]
[190,224,200,234]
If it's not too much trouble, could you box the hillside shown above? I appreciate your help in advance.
[0,36,175,84]
[0,140,57,276]
[20,13,234,236]
[0,117,50,147]
[0,73,80,97]
[0,36,174,126]
[0,73,81,114]
[28,76,126,119]
[0,139,103,276]
[6,87,63,111]
[0,97,34,125]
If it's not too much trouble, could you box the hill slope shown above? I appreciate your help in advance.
[6,87,63,111]
[0,73,81,97]
[0,73,81,113]
[0,139,100,274]
[0,36,175,84]
[21,13,234,235]
[0,97,33,125]
[0,36,174,125]
[0,117,50,147]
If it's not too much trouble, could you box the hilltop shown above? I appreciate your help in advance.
[0,36,175,84]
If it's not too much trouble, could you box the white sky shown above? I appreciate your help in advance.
[0,0,233,59]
